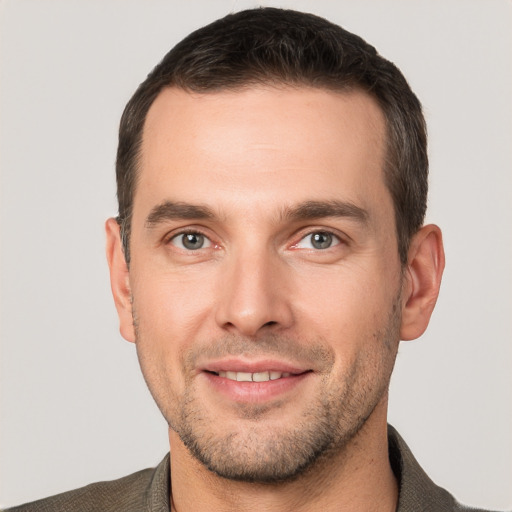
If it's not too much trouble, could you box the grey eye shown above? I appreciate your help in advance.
[310,232,333,249]
[171,232,211,250]
[295,231,340,250]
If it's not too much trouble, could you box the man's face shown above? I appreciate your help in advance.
[124,87,403,482]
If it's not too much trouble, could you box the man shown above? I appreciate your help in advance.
[4,7,498,512]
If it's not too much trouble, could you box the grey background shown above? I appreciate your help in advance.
[1,0,511,509]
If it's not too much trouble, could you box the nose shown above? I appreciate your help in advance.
[214,247,294,337]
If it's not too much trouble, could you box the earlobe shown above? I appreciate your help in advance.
[105,218,136,343]
[400,224,445,341]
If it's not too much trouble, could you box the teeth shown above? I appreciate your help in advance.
[252,371,270,382]
[217,371,292,382]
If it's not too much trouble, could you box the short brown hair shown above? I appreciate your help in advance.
[116,7,427,265]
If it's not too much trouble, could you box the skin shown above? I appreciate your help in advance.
[106,86,444,511]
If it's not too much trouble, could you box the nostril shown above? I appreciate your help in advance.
[263,321,278,328]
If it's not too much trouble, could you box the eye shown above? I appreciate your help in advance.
[295,231,340,250]
[170,232,212,250]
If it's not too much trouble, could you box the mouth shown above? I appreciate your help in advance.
[201,362,313,403]
[208,370,296,382]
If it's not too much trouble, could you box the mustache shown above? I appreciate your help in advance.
[182,333,335,372]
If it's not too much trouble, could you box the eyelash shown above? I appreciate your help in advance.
[291,230,343,251]
[165,228,345,253]
[167,229,214,251]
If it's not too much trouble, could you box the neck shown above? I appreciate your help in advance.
[168,403,398,512]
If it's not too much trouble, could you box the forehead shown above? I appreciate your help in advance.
[137,86,389,220]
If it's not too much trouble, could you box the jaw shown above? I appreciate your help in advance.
[167,393,396,512]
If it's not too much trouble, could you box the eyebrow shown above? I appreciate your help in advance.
[280,200,369,224]
[144,199,368,229]
[145,201,215,228]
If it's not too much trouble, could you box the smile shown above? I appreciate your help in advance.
[216,371,292,382]
[202,367,312,403]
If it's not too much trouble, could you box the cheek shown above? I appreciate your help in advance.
[291,262,401,370]
[130,273,207,414]
[292,262,396,328]
[131,267,219,343]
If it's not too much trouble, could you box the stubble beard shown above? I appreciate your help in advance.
[134,295,401,484]
[175,367,366,484]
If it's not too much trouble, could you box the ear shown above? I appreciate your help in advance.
[400,224,445,341]
[105,218,136,343]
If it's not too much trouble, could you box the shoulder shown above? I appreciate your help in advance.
[3,455,170,512]
[388,426,501,512]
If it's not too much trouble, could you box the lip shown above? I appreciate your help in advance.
[202,358,308,375]
[199,358,312,403]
